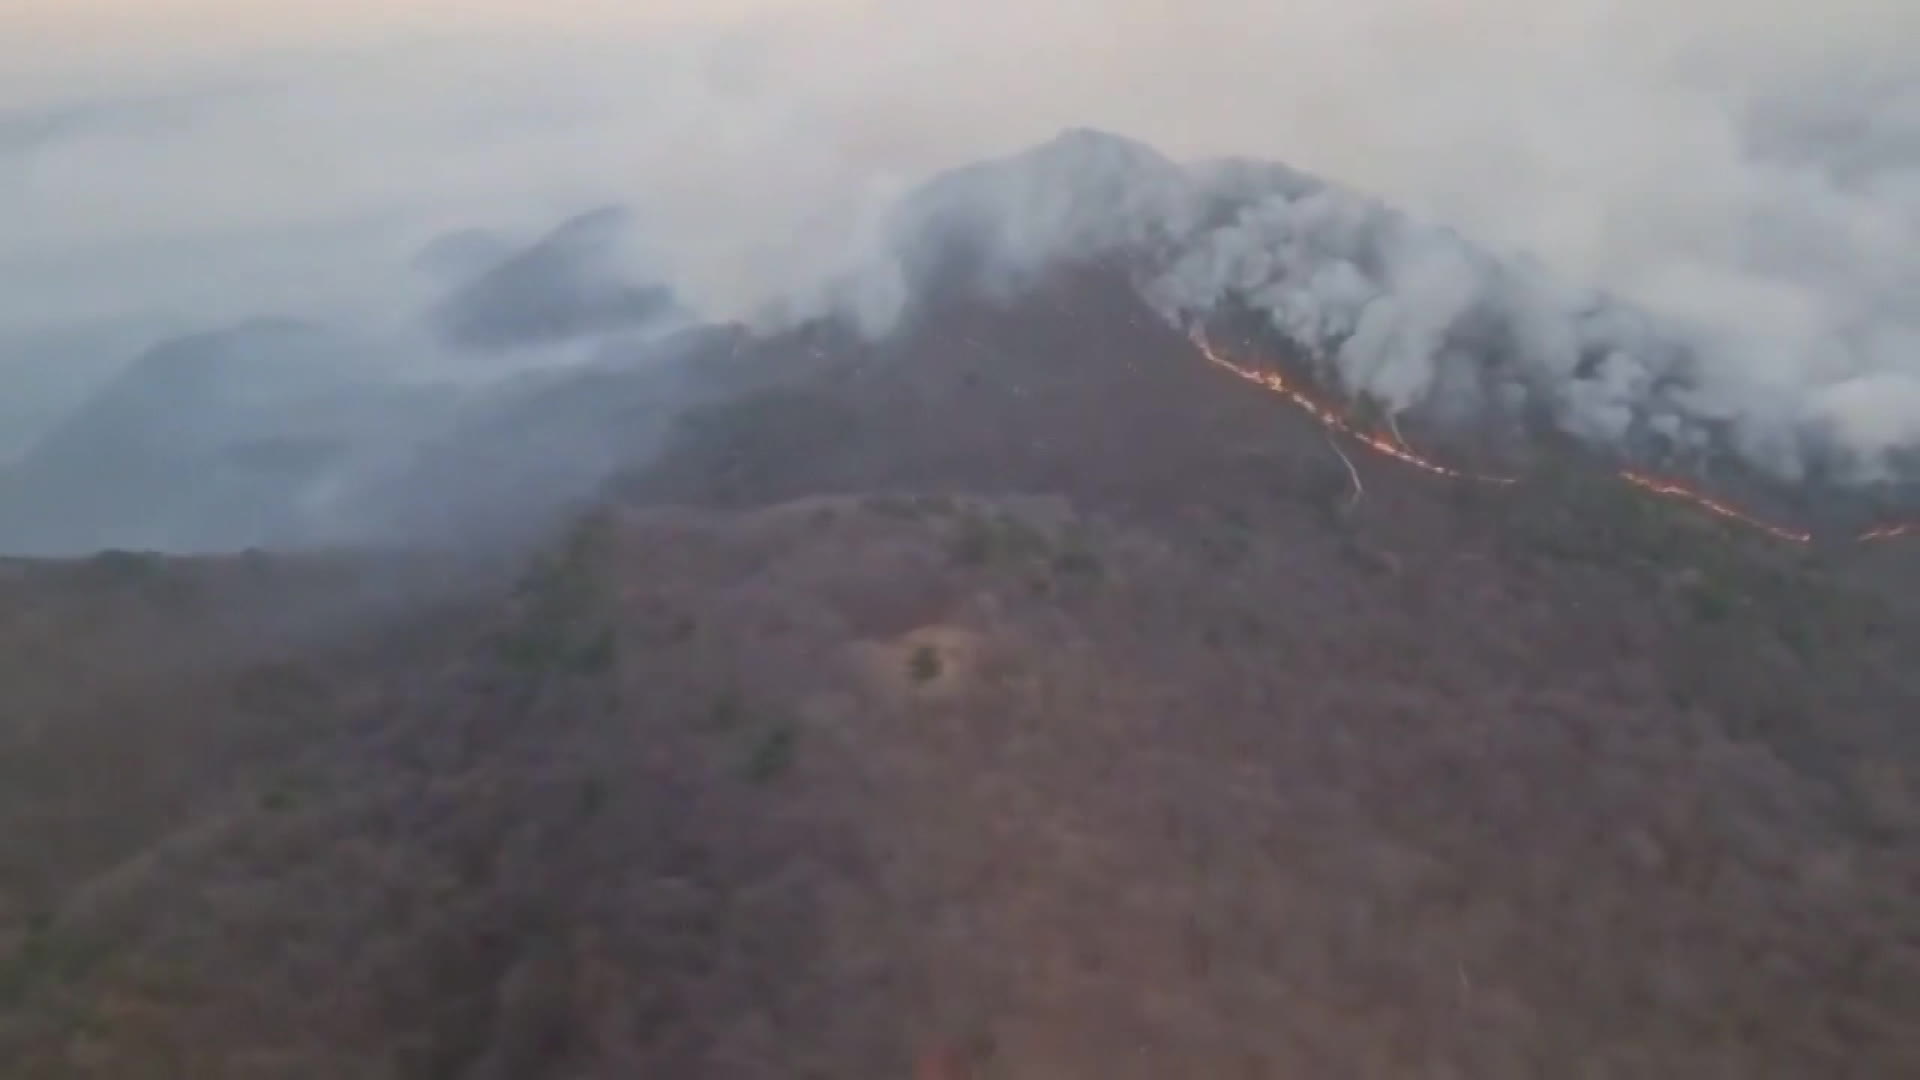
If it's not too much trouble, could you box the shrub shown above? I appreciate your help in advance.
[0,919,108,1009]
[741,724,798,784]
[946,510,1051,568]
[1685,579,1738,623]
[909,646,943,684]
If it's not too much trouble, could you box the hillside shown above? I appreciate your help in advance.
[3,264,1919,1078]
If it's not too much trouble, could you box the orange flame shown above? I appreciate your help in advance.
[1616,470,1813,544]
[1192,334,1516,485]
[1193,332,1918,547]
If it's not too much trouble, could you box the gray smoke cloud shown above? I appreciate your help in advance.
[4,0,1919,551]
[839,123,1918,482]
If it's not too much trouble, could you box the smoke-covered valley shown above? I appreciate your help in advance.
[5,1,1920,553]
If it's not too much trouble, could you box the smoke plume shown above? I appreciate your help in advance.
[4,0,1920,550]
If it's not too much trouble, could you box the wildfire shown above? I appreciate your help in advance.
[1616,471,1813,544]
[1860,522,1919,542]
[1192,332,1917,547]
[1191,334,1516,485]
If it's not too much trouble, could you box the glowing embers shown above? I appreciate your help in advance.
[1859,521,1919,542]
[1594,475,1917,545]
[1616,470,1813,545]
[1192,332,1917,546]
[1191,334,1516,485]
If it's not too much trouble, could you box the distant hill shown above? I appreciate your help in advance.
[426,207,682,353]
[0,319,451,555]
[0,321,167,462]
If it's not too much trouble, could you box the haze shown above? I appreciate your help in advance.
[4,0,1919,460]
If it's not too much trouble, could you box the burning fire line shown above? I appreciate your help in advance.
[1193,333,1919,546]
[1192,334,1517,485]
[1616,471,1812,544]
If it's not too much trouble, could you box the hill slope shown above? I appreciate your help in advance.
[3,267,1918,1078]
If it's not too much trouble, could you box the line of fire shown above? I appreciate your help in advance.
[1192,333,1918,547]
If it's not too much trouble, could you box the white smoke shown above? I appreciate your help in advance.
[1143,168,1758,470]
[5,0,1920,484]
[845,130,1898,480]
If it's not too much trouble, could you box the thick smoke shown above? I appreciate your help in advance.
[844,128,1912,482]
[1143,160,1810,475]
[4,0,1920,551]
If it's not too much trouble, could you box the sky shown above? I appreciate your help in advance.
[4,0,1920,457]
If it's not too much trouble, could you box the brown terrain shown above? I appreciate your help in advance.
[3,267,1918,1077]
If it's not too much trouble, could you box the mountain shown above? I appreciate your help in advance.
[0,311,742,557]
[4,208,1920,1080]
[883,128,1201,302]
[0,320,170,463]
[10,129,1913,560]
[427,207,682,353]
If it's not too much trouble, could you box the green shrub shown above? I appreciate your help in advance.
[1051,529,1104,579]
[741,724,798,784]
[496,517,619,676]
[946,511,1050,567]
[1686,579,1738,623]
[908,645,943,683]
[0,919,108,1009]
